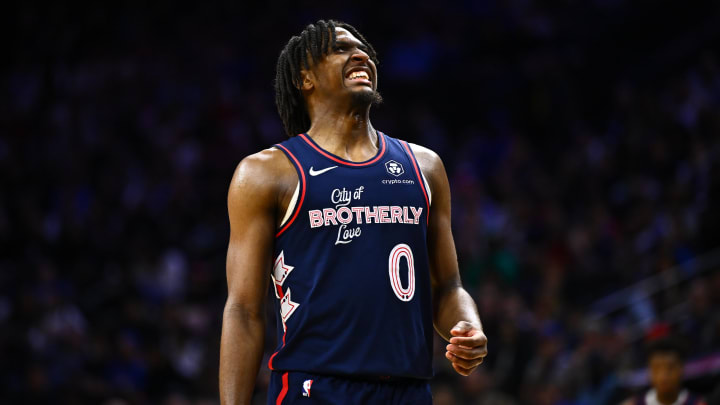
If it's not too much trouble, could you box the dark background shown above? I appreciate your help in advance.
[3,1,720,404]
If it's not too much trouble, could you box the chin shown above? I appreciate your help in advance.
[349,88,383,107]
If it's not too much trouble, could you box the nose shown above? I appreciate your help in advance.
[351,49,369,63]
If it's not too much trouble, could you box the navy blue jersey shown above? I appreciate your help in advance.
[267,131,433,379]
[268,370,432,404]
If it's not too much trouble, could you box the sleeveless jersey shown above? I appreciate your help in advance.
[267,131,433,379]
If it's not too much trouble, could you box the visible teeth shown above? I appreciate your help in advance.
[349,71,369,80]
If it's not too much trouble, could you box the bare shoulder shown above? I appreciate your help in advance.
[408,143,446,193]
[228,147,297,206]
[408,143,442,171]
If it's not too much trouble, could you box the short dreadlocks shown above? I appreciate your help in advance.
[274,19,380,137]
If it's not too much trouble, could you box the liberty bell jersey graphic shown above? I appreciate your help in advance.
[267,132,433,379]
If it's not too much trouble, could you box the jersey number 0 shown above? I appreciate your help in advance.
[388,244,415,302]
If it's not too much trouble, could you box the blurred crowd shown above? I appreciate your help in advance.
[2,1,720,404]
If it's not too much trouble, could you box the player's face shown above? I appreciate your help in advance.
[309,27,379,104]
[648,352,683,397]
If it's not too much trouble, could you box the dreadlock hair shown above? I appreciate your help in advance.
[274,19,380,137]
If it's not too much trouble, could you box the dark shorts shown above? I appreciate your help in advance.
[268,371,433,405]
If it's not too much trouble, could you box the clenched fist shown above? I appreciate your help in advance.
[445,321,488,376]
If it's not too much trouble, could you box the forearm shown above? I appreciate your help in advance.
[433,283,482,341]
[219,303,266,405]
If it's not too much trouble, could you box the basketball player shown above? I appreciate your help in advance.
[621,338,706,405]
[219,20,487,404]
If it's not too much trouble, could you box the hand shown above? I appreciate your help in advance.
[445,321,488,376]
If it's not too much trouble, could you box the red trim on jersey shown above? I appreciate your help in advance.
[298,132,387,167]
[401,141,430,226]
[268,351,278,370]
[268,323,288,370]
[275,372,289,405]
[275,144,306,238]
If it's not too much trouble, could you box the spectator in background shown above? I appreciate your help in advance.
[621,338,706,405]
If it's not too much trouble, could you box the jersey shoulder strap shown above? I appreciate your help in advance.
[273,136,307,238]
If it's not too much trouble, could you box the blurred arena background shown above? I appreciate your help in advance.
[3,1,720,404]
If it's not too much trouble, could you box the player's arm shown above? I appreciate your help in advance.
[411,144,488,377]
[219,149,292,405]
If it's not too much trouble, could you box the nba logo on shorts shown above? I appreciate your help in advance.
[302,379,313,397]
[385,160,404,176]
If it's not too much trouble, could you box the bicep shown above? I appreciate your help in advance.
[225,159,277,314]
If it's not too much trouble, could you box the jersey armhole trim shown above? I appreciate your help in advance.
[274,144,306,238]
[400,141,430,226]
[279,182,299,228]
[421,171,432,206]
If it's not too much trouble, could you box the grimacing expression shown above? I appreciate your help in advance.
[304,27,379,104]
[648,352,683,396]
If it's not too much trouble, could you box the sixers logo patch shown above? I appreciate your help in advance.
[302,379,313,397]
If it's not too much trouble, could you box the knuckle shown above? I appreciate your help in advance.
[456,321,470,330]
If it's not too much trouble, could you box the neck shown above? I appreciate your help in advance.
[655,389,680,405]
[305,101,378,161]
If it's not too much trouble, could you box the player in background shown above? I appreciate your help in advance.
[219,19,487,404]
[621,338,706,405]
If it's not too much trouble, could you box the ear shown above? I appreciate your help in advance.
[299,69,315,91]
